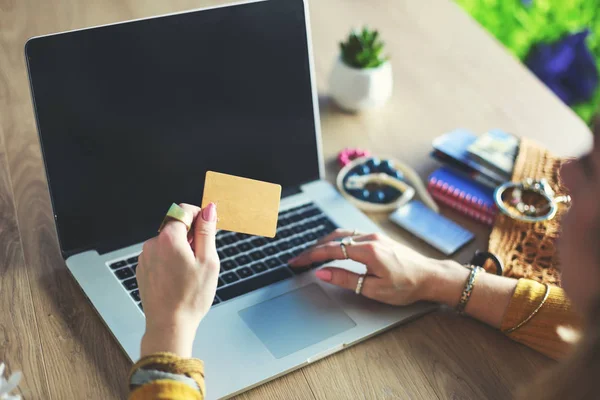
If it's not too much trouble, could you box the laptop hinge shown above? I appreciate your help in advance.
[280,185,303,199]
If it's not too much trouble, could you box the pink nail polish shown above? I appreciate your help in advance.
[315,269,332,282]
[202,202,217,222]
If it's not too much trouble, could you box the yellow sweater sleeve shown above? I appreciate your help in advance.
[128,352,205,400]
[500,279,583,360]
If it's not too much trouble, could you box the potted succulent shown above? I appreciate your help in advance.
[329,27,393,112]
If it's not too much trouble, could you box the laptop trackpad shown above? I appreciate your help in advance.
[238,284,356,359]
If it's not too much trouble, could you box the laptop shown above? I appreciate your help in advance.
[24,0,435,398]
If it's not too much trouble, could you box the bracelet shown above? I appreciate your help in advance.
[456,266,483,315]
[502,283,550,334]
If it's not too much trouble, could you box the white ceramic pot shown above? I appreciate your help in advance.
[328,57,393,112]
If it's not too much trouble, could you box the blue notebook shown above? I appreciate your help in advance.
[431,129,509,185]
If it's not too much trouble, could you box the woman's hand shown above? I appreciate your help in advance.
[137,203,220,358]
[289,229,467,306]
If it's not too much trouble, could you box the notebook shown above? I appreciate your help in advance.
[431,129,509,186]
[427,167,497,226]
[467,129,518,178]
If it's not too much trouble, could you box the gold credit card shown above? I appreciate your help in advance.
[201,171,282,238]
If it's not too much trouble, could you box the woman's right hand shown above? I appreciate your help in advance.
[289,229,467,307]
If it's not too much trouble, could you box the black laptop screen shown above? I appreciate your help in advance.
[26,0,320,256]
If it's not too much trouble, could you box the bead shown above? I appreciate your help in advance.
[337,148,371,167]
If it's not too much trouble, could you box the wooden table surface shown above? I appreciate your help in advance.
[0,0,593,399]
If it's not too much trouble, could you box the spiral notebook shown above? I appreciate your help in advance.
[427,167,497,226]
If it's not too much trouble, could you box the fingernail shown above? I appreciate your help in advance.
[202,202,217,222]
[315,269,332,282]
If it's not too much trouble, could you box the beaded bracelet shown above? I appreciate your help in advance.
[456,266,483,315]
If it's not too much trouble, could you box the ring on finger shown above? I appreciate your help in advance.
[355,274,365,295]
[341,236,356,247]
[340,241,349,259]
[158,203,192,233]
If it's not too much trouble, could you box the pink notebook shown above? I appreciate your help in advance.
[427,167,498,226]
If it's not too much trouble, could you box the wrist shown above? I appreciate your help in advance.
[141,320,198,358]
[422,259,470,308]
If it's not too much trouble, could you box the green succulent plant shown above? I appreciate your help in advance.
[340,26,388,69]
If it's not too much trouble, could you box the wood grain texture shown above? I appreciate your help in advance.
[0,0,591,399]
[0,105,50,399]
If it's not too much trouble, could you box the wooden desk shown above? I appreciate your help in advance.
[0,0,592,398]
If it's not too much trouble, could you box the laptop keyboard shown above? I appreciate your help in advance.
[107,203,338,311]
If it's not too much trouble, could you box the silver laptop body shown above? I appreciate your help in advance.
[25,1,435,398]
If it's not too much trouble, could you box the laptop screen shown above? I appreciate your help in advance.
[26,0,320,256]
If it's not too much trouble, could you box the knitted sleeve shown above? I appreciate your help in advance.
[128,352,205,400]
[500,279,583,360]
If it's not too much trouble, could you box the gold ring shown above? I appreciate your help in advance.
[158,203,191,232]
[340,242,349,259]
[355,275,365,295]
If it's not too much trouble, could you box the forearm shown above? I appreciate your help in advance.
[424,260,518,328]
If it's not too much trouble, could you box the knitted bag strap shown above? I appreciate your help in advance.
[487,137,571,286]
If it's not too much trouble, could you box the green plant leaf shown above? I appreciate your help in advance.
[340,25,388,69]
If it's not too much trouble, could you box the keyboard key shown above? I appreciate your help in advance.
[302,208,321,218]
[277,241,291,251]
[251,262,268,273]
[235,255,252,266]
[292,225,304,234]
[212,297,220,306]
[131,263,138,274]
[218,277,224,288]
[291,247,305,257]
[223,247,239,258]
[222,272,240,284]
[237,267,254,279]
[123,278,138,290]
[217,250,225,260]
[217,267,292,301]
[238,242,252,252]
[115,268,134,280]
[265,258,283,269]
[278,217,292,227]
[291,237,304,247]
[130,290,140,302]
[109,260,127,270]
[278,252,295,264]
[221,260,237,271]
[250,250,266,261]
[304,232,318,242]
[278,229,293,238]
[315,228,330,238]
[251,237,267,247]
[127,256,139,264]
[263,246,278,256]
[236,233,250,241]
[221,235,235,245]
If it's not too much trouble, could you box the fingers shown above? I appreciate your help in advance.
[193,203,218,265]
[314,229,360,246]
[314,268,379,299]
[314,229,390,247]
[289,240,385,276]
[159,203,199,249]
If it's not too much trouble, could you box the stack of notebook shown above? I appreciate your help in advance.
[427,129,519,226]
